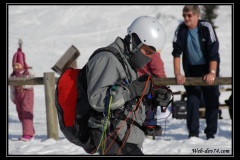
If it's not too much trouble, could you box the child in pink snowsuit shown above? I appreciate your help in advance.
[10,48,35,141]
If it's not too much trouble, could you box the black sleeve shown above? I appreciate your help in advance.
[172,23,183,57]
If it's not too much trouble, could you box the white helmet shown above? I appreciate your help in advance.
[127,16,166,53]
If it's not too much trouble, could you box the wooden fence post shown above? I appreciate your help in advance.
[43,72,58,140]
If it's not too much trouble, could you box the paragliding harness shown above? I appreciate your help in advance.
[55,46,172,154]
[55,46,150,154]
[55,46,128,154]
[91,74,161,155]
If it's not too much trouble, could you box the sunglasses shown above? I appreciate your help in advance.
[182,13,193,18]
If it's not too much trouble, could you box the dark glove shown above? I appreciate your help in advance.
[125,98,139,112]
[152,87,172,107]
[126,74,152,98]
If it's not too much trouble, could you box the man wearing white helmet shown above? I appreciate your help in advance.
[86,16,172,155]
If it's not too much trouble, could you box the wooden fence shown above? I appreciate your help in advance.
[8,74,232,140]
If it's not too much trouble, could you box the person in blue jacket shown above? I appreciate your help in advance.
[171,5,220,140]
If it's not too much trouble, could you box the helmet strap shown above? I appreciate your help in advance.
[130,34,143,52]
[129,35,133,52]
[132,42,143,53]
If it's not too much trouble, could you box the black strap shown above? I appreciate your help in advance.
[80,46,127,92]
[106,123,130,155]
[116,114,144,131]
[89,47,127,72]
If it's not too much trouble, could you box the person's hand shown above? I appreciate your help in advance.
[152,87,172,107]
[16,86,24,92]
[126,74,152,98]
[203,72,216,85]
[175,74,185,85]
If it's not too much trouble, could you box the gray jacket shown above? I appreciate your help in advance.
[86,37,146,147]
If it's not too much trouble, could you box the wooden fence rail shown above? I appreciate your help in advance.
[153,77,232,86]
[8,74,232,140]
[9,77,232,86]
[8,77,59,86]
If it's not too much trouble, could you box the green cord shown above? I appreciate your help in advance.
[96,95,113,154]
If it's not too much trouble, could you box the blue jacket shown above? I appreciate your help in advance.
[172,20,220,76]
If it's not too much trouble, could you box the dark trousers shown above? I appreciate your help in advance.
[185,65,220,137]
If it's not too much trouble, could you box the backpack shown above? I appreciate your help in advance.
[55,46,126,154]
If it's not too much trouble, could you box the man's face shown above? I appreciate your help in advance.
[140,44,156,59]
[182,11,199,29]
[129,43,155,69]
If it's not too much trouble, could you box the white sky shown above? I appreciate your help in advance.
[7,4,233,156]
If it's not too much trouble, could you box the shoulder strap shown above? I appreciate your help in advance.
[80,46,126,92]
[89,47,126,71]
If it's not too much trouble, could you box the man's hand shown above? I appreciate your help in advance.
[152,87,172,107]
[175,74,185,85]
[203,72,216,85]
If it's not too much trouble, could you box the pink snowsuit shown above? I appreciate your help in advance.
[10,69,35,137]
